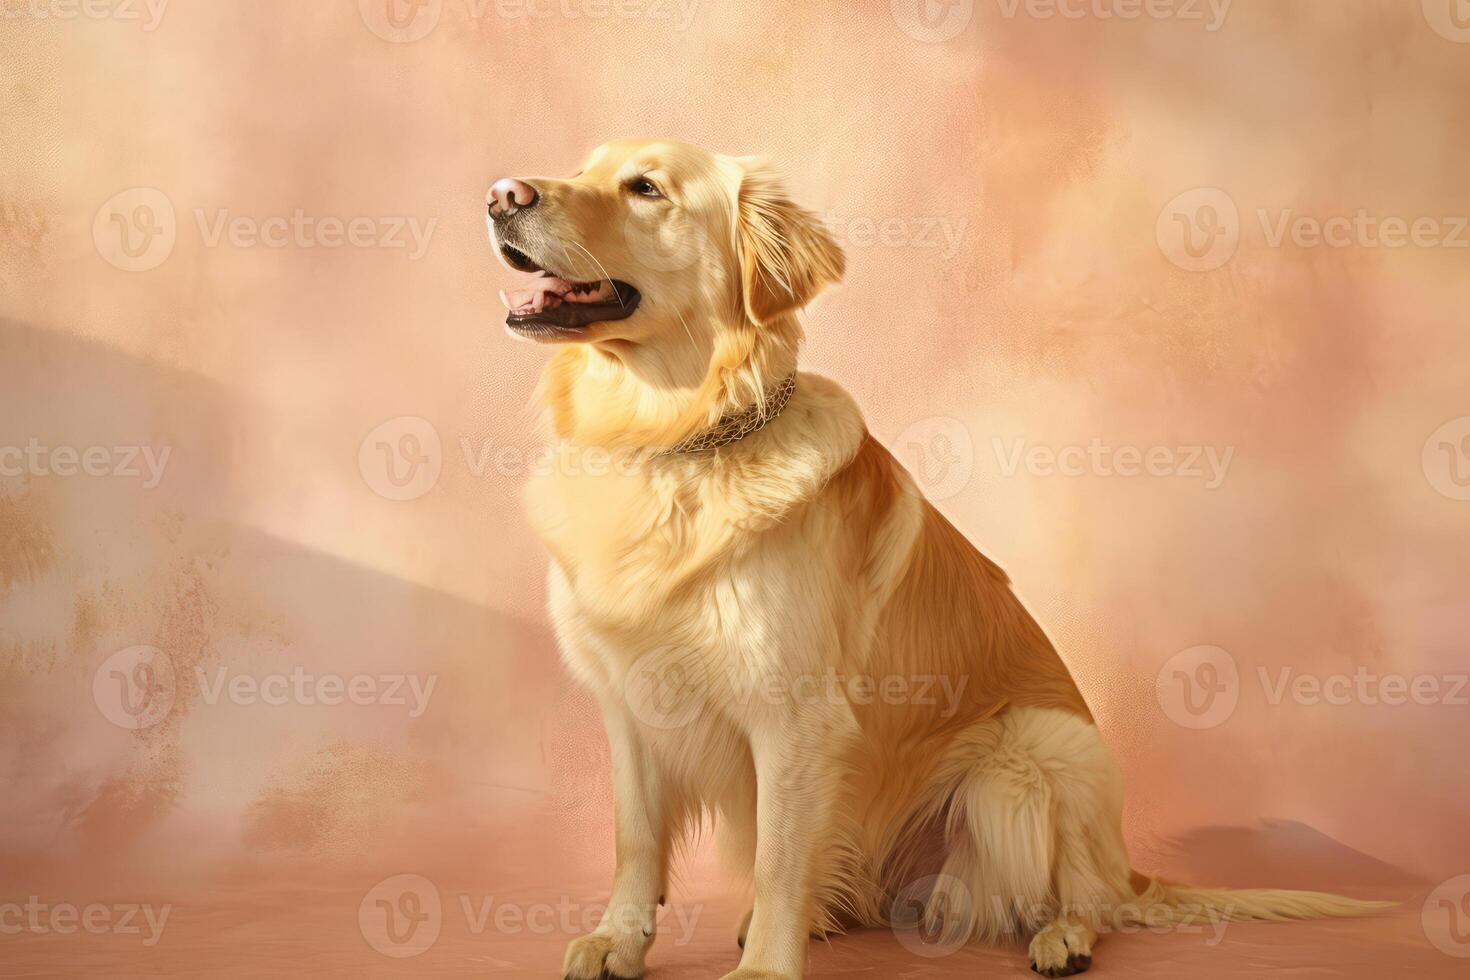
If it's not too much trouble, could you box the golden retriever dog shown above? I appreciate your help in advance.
[485,140,1388,980]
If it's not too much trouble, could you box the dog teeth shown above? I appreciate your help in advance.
[562,281,605,299]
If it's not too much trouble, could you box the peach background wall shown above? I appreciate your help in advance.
[2,1,1469,976]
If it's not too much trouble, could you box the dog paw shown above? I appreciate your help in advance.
[562,932,644,980]
[1029,916,1096,978]
[736,907,752,949]
[717,971,795,980]
[1028,927,1093,977]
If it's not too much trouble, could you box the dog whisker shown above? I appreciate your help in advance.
[672,306,699,352]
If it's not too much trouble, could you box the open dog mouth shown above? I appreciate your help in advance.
[497,242,641,333]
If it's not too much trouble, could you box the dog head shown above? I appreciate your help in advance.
[486,140,844,362]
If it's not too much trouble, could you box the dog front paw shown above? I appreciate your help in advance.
[1028,924,1094,977]
[562,931,645,980]
[1029,922,1099,975]
[717,970,797,980]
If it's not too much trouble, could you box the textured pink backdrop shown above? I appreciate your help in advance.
[2,1,1469,976]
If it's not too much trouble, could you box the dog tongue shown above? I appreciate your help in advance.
[499,277,573,315]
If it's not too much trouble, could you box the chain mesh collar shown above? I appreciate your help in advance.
[657,374,797,456]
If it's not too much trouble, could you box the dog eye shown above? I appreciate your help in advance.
[628,177,662,198]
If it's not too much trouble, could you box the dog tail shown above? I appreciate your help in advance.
[1121,872,1396,926]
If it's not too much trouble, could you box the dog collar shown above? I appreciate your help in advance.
[659,374,797,455]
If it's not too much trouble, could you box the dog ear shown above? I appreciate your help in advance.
[733,159,845,326]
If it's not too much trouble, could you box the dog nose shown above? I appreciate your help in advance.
[488,177,538,219]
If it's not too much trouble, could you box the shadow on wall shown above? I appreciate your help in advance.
[1149,819,1427,892]
[0,319,606,891]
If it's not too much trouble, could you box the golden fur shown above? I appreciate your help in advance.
[488,140,1389,980]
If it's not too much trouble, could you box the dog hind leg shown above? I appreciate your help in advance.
[915,708,1132,976]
